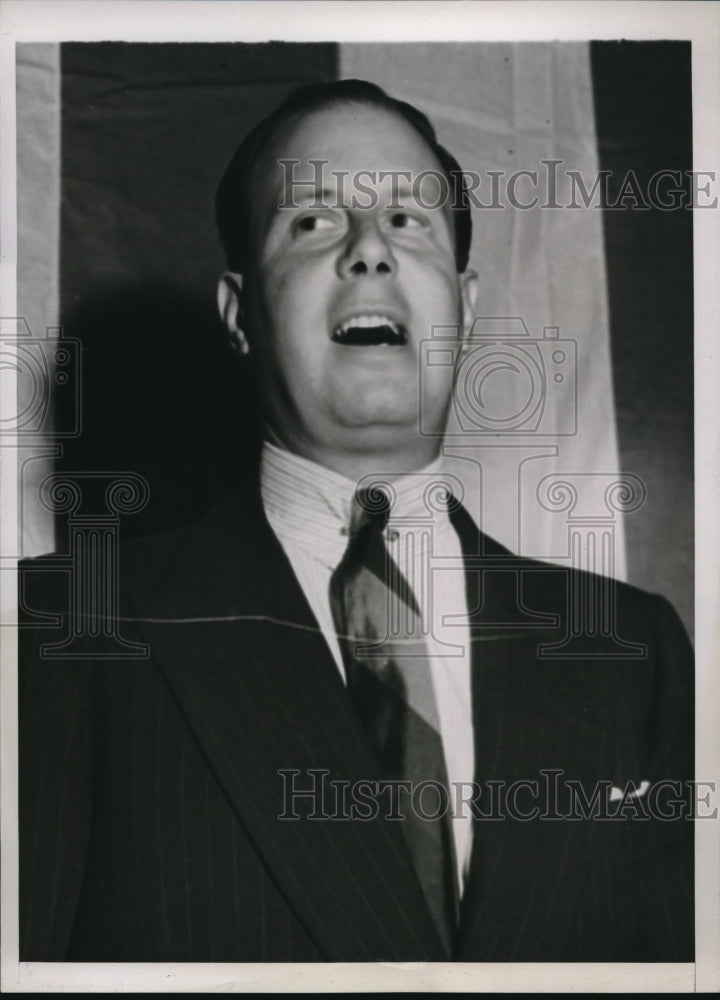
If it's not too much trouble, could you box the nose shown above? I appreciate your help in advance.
[336,216,396,279]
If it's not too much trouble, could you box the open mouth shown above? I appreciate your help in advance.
[331,314,408,347]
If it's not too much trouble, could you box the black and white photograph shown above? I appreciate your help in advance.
[1,1,718,993]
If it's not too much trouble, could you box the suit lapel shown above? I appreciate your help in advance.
[449,504,600,959]
[127,486,447,961]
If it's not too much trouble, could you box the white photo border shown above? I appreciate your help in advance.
[1,1,718,993]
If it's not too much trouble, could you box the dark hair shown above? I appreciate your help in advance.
[215,78,473,275]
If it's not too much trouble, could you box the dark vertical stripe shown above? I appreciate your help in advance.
[128,672,148,954]
[590,41,693,634]
[230,806,239,954]
[20,624,93,959]
[154,690,170,946]
[204,768,214,960]
[259,846,267,961]
[58,41,339,538]
[20,639,53,953]
[108,665,129,957]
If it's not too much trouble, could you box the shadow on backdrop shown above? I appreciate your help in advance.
[55,281,262,544]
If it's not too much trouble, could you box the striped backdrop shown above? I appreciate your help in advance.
[15,41,693,633]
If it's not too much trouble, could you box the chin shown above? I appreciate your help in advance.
[334,388,419,430]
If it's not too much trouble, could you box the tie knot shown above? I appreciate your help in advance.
[354,484,392,532]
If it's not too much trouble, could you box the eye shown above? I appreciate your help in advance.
[293,213,336,234]
[388,211,423,230]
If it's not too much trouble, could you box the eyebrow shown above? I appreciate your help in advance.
[287,183,436,209]
[272,176,451,223]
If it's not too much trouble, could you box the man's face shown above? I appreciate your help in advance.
[220,102,478,472]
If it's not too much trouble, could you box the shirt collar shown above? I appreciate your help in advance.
[260,441,455,567]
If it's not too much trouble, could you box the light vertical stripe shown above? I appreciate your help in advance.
[339,42,626,580]
[16,43,61,557]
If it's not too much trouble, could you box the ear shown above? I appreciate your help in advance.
[217,271,250,355]
[459,267,479,340]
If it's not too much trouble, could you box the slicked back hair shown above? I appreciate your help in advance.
[215,79,473,276]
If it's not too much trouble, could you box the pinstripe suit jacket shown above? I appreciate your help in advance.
[19,483,694,962]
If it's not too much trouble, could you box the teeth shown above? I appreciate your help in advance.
[331,313,408,346]
[337,314,399,335]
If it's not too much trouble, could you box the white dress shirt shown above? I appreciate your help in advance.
[260,441,475,894]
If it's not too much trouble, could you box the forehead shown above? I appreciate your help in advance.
[261,102,445,187]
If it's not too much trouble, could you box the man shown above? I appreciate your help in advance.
[19,80,694,962]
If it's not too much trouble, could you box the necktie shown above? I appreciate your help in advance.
[329,486,458,954]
